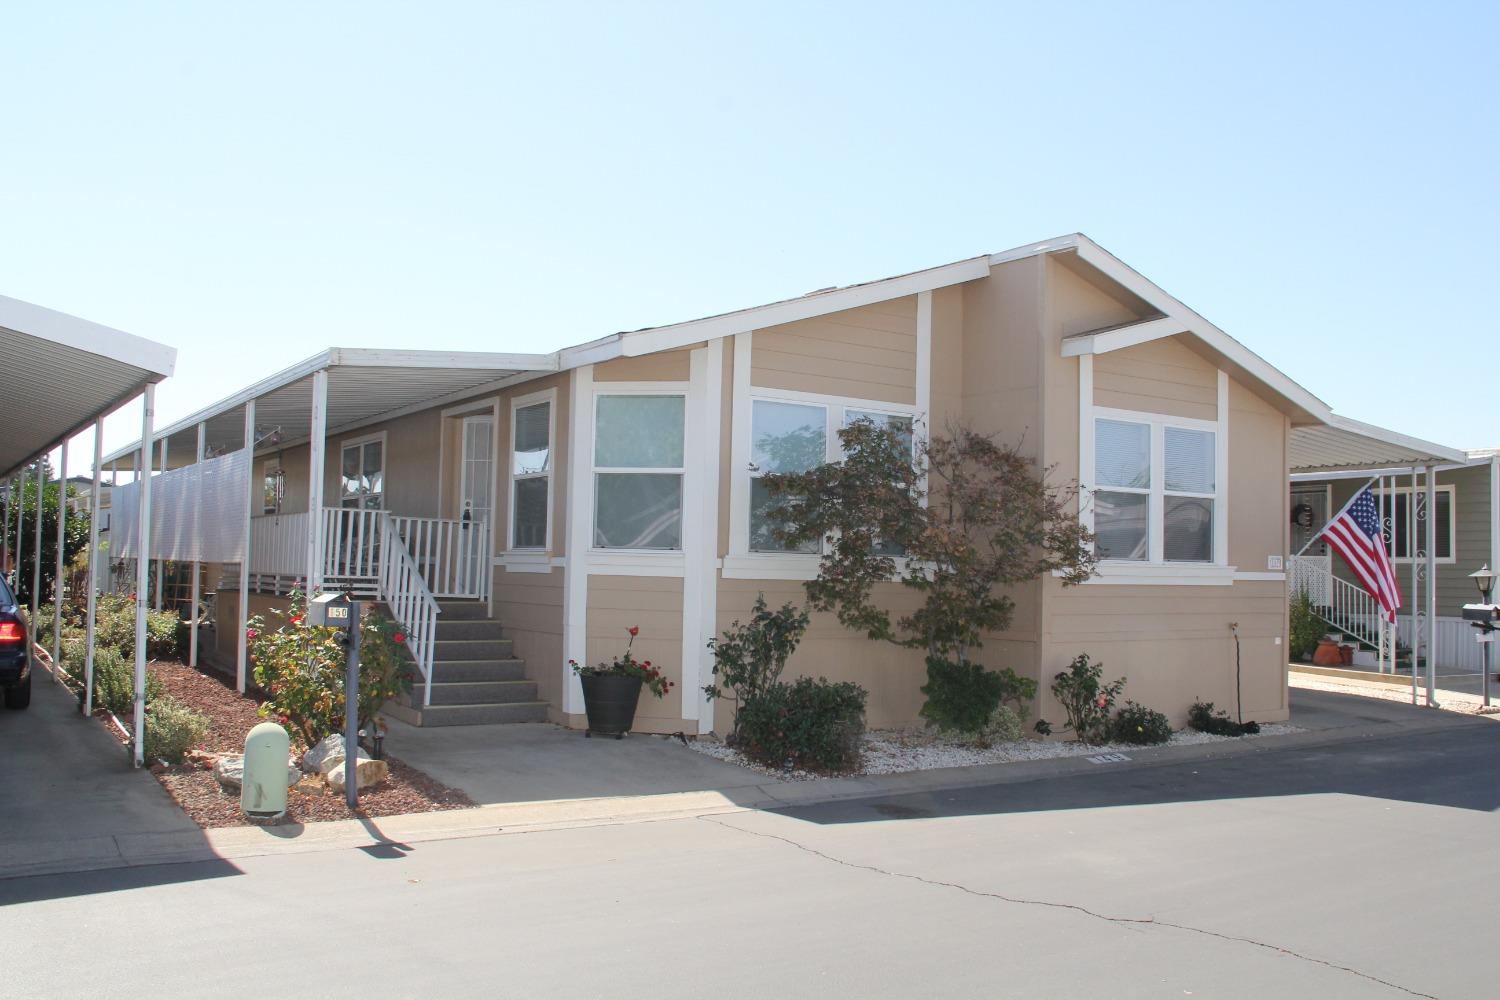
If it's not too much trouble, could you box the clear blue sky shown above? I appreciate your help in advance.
[3,2,1495,474]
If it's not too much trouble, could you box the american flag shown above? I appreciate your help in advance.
[1320,488,1402,623]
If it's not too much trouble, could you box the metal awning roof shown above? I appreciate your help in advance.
[1289,415,1466,474]
[0,294,177,480]
[102,347,557,469]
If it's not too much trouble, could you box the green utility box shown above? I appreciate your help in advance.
[242,721,291,820]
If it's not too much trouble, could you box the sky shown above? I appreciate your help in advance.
[2,1,1496,476]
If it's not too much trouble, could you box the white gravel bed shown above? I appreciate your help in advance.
[685,722,1303,781]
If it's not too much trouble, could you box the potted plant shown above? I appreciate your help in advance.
[569,626,673,738]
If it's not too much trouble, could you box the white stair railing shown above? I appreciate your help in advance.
[390,514,489,600]
[378,516,440,707]
[321,507,384,588]
[1289,555,1387,651]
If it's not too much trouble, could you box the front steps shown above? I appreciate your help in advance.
[383,600,548,727]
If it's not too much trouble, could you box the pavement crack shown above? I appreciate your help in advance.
[699,815,1436,999]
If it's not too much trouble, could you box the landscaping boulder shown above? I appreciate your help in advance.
[302,734,347,775]
[212,754,300,792]
[325,757,389,793]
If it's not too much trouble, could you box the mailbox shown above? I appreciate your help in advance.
[308,591,353,628]
[1462,603,1500,627]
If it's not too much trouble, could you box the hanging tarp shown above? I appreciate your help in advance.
[111,447,250,563]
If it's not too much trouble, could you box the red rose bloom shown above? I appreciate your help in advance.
[394,632,406,644]
[628,626,640,637]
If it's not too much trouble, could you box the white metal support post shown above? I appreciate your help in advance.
[3,477,10,586]
[133,386,155,767]
[237,400,255,693]
[52,439,67,682]
[306,370,328,596]
[85,419,103,716]
[1409,466,1421,706]
[1425,466,1438,706]
[13,473,23,595]
[190,423,205,667]
[31,460,44,632]
[154,437,167,611]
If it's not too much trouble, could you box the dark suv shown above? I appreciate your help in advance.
[0,575,31,710]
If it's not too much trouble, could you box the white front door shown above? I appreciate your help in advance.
[458,415,494,590]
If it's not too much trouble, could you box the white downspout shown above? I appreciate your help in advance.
[306,369,328,596]
[85,419,103,716]
[237,400,255,693]
[52,439,67,682]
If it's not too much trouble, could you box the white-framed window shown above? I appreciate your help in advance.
[1093,411,1220,565]
[340,432,386,510]
[735,387,921,560]
[593,392,686,550]
[1377,485,1456,563]
[261,461,284,515]
[509,389,555,550]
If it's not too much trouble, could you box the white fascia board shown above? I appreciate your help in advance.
[557,335,624,369]
[101,349,337,464]
[0,293,177,378]
[331,347,558,371]
[1067,237,1334,424]
[616,256,991,358]
[1323,414,1467,466]
[987,234,1084,265]
[1060,317,1189,357]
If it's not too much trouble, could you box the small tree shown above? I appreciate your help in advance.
[2,473,91,607]
[704,594,810,738]
[762,420,1095,729]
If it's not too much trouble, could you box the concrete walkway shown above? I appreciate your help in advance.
[0,666,206,878]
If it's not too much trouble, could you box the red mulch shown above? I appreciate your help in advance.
[109,659,475,829]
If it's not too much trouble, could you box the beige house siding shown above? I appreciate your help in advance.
[1094,337,1219,421]
[584,574,686,732]
[492,566,565,715]
[751,297,918,404]
[594,348,697,383]
[1228,378,1290,572]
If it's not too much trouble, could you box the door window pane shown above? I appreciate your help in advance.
[1165,496,1214,562]
[513,477,549,549]
[1165,427,1215,494]
[595,396,685,468]
[594,473,682,549]
[1096,420,1150,489]
[1095,490,1149,560]
[513,402,550,476]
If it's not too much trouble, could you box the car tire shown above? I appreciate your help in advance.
[4,672,31,710]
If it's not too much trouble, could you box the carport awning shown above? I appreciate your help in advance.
[0,295,177,479]
[1290,415,1466,475]
[102,348,559,469]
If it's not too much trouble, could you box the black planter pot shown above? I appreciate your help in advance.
[580,674,642,739]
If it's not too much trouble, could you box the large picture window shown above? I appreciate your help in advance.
[340,435,385,510]
[511,398,551,549]
[594,394,685,549]
[1093,416,1218,564]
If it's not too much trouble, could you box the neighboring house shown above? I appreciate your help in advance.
[1289,448,1497,671]
[101,234,1440,734]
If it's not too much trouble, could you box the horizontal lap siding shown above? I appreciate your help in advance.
[493,566,564,710]
[1041,580,1289,724]
[587,575,685,731]
[751,297,917,404]
[1093,337,1218,421]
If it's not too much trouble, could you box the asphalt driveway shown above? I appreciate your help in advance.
[0,666,199,878]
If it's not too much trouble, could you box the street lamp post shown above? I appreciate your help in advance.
[1469,565,1496,708]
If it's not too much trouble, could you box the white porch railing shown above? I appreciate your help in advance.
[391,514,490,600]
[1289,555,1387,651]
[243,507,491,705]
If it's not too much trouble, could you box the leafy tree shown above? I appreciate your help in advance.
[2,471,91,607]
[761,419,1095,726]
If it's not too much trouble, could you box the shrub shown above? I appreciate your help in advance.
[705,595,810,737]
[735,677,867,773]
[144,695,210,764]
[251,593,412,747]
[88,594,182,660]
[1188,701,1260,737]
[1038,653,1124,744]
[90,647,163,715]
[1111,701,1173,745]
[1288,589,1324,662]
[980,704,1023,744]
[919,656,1036,736]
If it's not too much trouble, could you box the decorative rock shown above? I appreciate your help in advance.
[212,754,300,792]
[303,734,347,774]
[325,757,389,792]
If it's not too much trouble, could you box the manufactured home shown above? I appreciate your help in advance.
[101,235,1452,734]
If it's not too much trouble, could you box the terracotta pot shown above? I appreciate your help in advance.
[1312,639,1344,667]
[1339,644,1356,666]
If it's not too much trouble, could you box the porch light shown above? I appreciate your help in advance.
[1471,564,1496,604]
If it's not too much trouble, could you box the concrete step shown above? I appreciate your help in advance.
[437,601,491,621]
[384,700,549,727]
[434,618,505,640]
[398,679,538,707]
[429,658,528,683]
[434,638,513,661]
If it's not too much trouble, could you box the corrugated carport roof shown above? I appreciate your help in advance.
[1290,415,1465,474]
[103,347,558,469]
[0,294,176,480]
